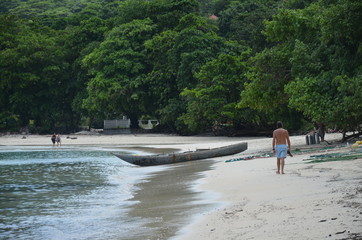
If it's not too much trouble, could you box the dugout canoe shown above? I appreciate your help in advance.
[112,142,247,166]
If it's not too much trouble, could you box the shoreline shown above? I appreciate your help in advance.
[2,133,361,239]
[127,159,218,240]
[0,133,260,147]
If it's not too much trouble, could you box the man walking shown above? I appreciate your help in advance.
[272,121,291,174]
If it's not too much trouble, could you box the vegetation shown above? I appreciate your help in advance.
[0,0,361,137]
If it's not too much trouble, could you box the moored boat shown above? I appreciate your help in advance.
[112,142,247,166]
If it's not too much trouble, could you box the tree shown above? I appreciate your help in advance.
[116,0,200,30]
[0,15,72,132]
[82,18,156,128]
[0,0,21,13]
[61,16,109,128]
[217,0,279,52]
[286,74,362,135]
[145,14,227,133]
[241,0,362,134]
[285,0,362,137]
[180,51,251,133]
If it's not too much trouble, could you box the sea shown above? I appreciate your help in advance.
[0,145,216,240]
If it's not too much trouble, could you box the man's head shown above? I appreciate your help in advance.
[277,121,283,128]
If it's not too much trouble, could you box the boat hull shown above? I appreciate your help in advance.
[112,142,247,166]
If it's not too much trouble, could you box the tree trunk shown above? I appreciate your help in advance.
[130,116,139,129]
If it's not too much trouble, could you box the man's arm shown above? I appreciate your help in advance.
[272,131,276,151]
[286,131,291,150]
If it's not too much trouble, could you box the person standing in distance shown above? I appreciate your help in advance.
[272,121,291,174]
[56,134,61,146]
[51,133,56,146]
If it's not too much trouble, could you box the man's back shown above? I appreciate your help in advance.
[273,128,290,145]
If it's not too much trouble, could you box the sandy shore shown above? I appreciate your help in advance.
[174,133,362,240]
[1,133,361,239]
[0,133,258,150]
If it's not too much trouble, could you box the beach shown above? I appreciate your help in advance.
[1,133,361,239]
[174,134,362,240]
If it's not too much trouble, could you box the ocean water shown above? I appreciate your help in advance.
[0,146,174,240]
[0,146,215,240]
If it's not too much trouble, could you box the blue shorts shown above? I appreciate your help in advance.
[275,144,287,158]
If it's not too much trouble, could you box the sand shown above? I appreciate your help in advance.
[1,132,361,239]
[174,134,362,240]
[127,159,216,240]
[0,133,256,149]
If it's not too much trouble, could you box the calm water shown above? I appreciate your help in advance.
[0,146,167,240]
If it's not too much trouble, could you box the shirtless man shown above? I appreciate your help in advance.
[272,121,291,174]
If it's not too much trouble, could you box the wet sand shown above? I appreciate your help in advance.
[127,160,217,240]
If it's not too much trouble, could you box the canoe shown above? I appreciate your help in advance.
[112,142,247,166]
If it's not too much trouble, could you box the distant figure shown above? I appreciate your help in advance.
[56,134,61,146]
[272,121,291,174]
[51,133,56,145]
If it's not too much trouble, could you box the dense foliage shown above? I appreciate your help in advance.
[0,0,361,137]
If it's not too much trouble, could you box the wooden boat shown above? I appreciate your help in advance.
[112,142,247,166]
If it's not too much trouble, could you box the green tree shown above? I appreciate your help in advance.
[217,0,279,52]
[62,16,109,128]
[116,0,200,30]
[145,14,227,132]
[239,45,292,112]
[0,0,21,13]
[82,18,156,128]
[180,51,251,133]
[284,0,362,136]
[286,74,362,135]
[240,0,362,134]
[0,15,71,132]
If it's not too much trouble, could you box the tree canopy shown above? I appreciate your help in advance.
[0,0,361,137]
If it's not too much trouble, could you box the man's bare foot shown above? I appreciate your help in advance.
[281,172,285,174]
[276,171,280,174]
